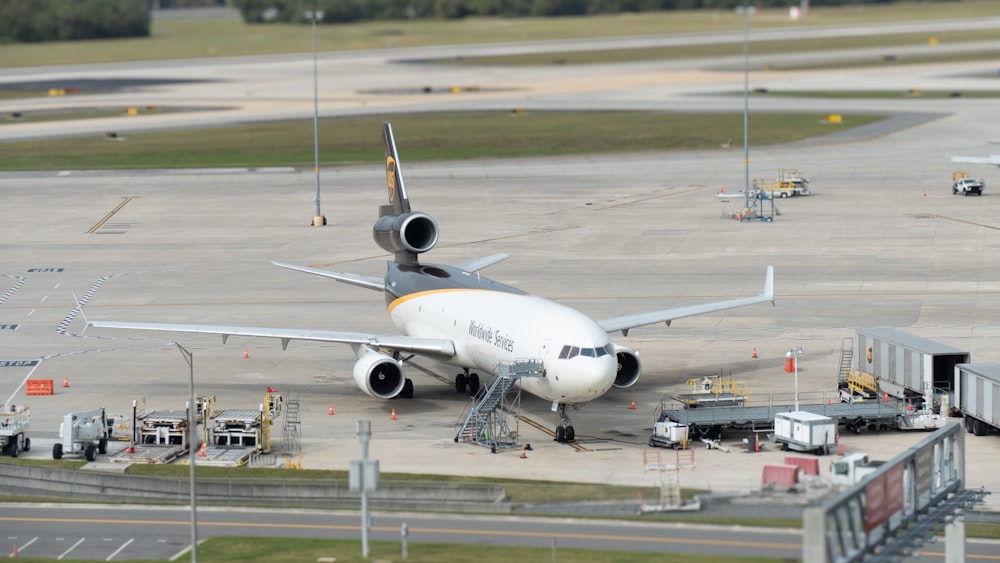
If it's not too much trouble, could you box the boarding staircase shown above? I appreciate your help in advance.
[454,359,544,452]
[837,337,853,391]
[837,337,879,402]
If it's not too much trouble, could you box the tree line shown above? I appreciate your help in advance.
[0,0,149,43]
[233,0,909,23]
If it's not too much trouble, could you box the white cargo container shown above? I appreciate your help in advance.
[954,363,1000,436]
[771,411,837,455]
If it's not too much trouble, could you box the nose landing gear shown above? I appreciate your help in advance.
[554,402,575,442]
[455,369,481,396]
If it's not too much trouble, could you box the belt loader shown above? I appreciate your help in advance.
[53,408,111,461]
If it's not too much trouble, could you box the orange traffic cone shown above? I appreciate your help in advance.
[520,446,527,459]
[754,432,760,452]
[391,408,397,421]
[784,356,795,373]
[199,443,206,457]
[243,347,249,359]
[63,376,69,388]
[328,404,334,416]
[839,440,844,456]
[884,392,889,403]
[630,398,636,410]
[12,541,17,558]
[752,347,758,359]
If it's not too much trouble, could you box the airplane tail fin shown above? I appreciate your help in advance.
[380,122,411,218]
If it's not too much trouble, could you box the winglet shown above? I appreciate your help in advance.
[763,265,775,306]
[380,122,411,217]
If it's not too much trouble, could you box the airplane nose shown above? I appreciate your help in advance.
[551,356,616,401]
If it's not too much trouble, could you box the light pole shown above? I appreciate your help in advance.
[171,342,198,562]
[787,347,804,411]
[736,5,755,213]
[305,7,325,227]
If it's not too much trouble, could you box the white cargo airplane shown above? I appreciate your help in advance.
[89,123,774,442]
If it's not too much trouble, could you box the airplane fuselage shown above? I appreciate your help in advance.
[385,262,617,403]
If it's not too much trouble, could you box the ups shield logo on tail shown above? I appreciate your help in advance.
[386,156,397,202]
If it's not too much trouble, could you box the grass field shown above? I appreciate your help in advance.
[0,1,994,68]
[0,111,883,171]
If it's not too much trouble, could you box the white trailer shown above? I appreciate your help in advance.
[954,363,1000,436]
[53,408,111,461]
[0,404,30,457]
[770,411,837,455]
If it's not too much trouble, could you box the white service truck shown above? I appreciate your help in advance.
[952,172,984,196]
[0,404,30,457]
[53,408,111,461]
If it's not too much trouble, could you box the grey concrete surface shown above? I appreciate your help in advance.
[1,17,1000,520]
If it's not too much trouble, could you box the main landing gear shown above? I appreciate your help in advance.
[455,369,481,396]
[554,402,575,443]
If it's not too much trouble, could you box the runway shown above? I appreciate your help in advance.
[2,12,1000,560]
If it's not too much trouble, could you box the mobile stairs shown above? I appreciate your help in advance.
[454,359,544,453]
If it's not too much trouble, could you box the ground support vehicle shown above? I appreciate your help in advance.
[952,172,984,196]
[656,392,908,440]
[648,420,690,449]
[53,408,111,461]
[0,404,30,457]
[770,411,837,455]
[753,179,797,198]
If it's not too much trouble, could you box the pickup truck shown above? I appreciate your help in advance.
[953,177,984,196]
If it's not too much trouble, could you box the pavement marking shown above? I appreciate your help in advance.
[87,196,138,234]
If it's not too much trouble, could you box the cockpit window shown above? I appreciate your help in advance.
[558,343,614,359]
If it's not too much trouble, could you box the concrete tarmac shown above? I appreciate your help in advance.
[1,17,1000,515]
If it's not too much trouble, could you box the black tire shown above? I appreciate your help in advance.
[23,437,30,452]
[10,436,19,458]
[98,437,108,454]
[401,379,414,399]
[965,417,974,433]
[780,192,788,198]
[455,373,467,394]
[565,426,576,441]
[973,419,986,437]
[85,443,97,462]
[468,374,480,396]
[555,426,566,442]
[53,442,63,460]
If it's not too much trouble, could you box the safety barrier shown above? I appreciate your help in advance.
[25,379,54,396]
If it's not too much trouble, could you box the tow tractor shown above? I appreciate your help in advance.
[0,404,30,457]
[53,408,111,461]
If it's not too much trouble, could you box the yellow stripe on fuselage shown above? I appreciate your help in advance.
[387,288,496,314]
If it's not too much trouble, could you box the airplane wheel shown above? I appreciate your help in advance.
[402,379,414,399]
[565,426,575,441]
[468,374,480,396]
[555,426,566,443]
[455,373,467,394]
[53,443,63,460]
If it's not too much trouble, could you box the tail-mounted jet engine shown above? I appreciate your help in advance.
[612,345,641,388]
[353,347,407,399]
[373,211,439,259]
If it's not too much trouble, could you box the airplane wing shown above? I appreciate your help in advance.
[86,320,456,357]
[271,261,385,291]
[597,266,774,336]
[951,155,1000,167]
[455,253,509,273]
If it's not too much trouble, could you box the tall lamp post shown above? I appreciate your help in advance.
[171,342,199,563]
[305,7,325,227]
[735,5,755,213]
[787,347,804,411]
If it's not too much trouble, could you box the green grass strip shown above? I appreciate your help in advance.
[0,111,884,171]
